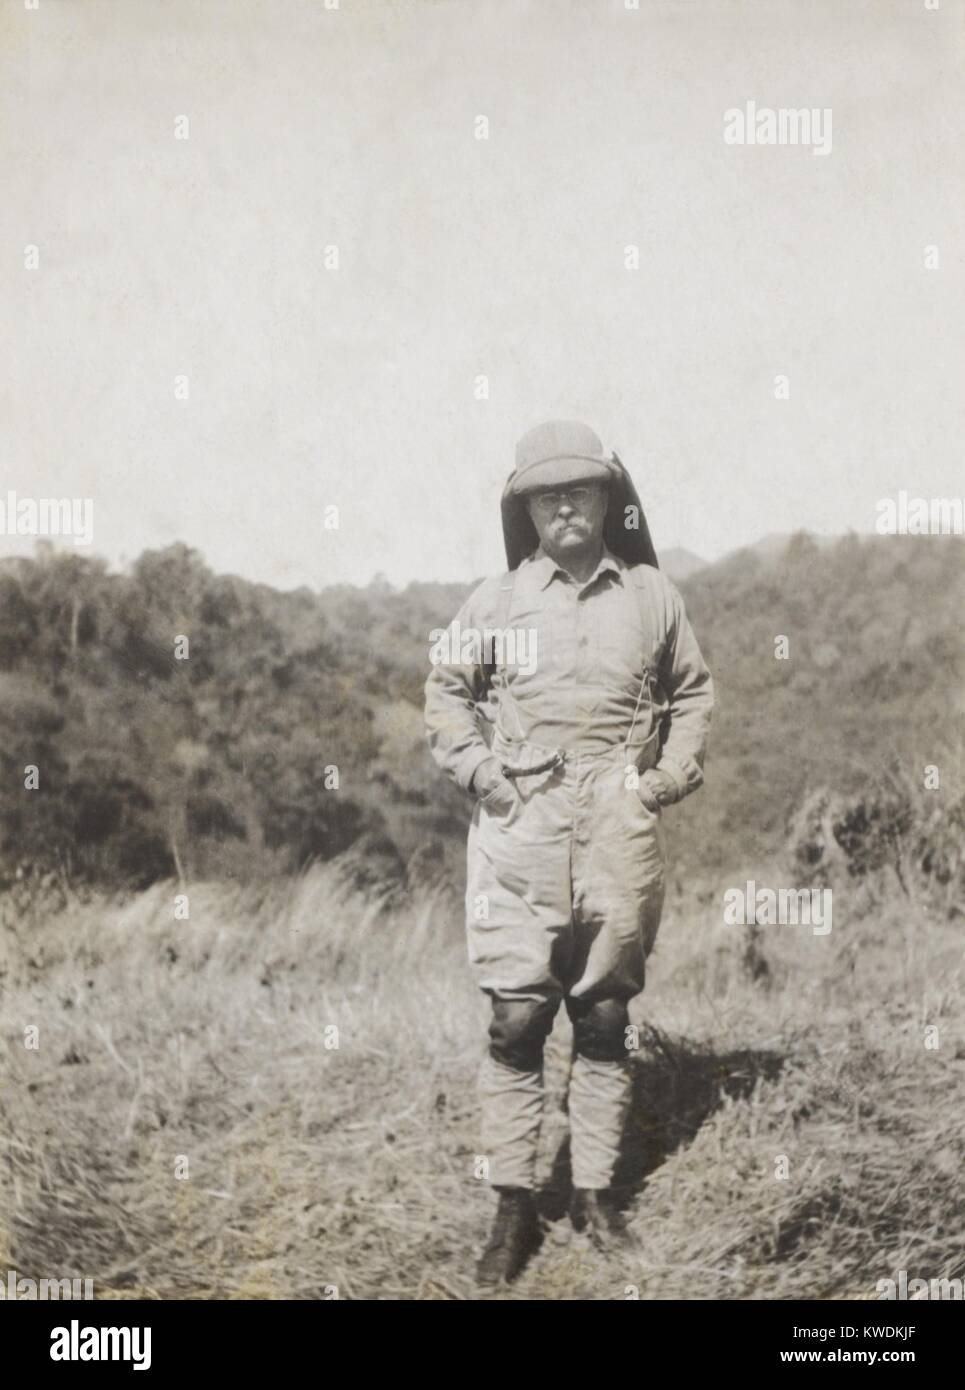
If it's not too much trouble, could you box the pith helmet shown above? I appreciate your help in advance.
[500,420,659,571]
[509,419,613,495]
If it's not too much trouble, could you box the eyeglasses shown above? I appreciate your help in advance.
[527,486,600,511]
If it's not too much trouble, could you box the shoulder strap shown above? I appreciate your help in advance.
[630,563,678,692]
[629,564,659,658]
[495,567,517,634]
[481,569,518,678]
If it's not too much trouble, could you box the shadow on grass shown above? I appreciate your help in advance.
[538,1025,786,1221]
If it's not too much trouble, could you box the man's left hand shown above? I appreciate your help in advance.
[636,769,676,812]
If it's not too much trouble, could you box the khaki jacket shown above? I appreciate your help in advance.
[424,548,714,802]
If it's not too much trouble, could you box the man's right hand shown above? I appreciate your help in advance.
[471,758,517,810]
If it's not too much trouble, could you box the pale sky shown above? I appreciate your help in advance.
[2,0,963,589]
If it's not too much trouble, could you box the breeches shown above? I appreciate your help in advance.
[466,743,666,1189]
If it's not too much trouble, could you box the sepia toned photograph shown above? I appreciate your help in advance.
[2,0,963,1346]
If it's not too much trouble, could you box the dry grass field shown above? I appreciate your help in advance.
[2,860,963,1301]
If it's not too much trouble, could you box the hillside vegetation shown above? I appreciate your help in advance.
[0,532,961,897]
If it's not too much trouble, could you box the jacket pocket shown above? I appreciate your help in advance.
[480,778,520,820]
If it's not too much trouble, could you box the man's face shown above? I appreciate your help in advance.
[525,482,608,554]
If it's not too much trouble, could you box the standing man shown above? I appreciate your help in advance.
[424,421,714,1286]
